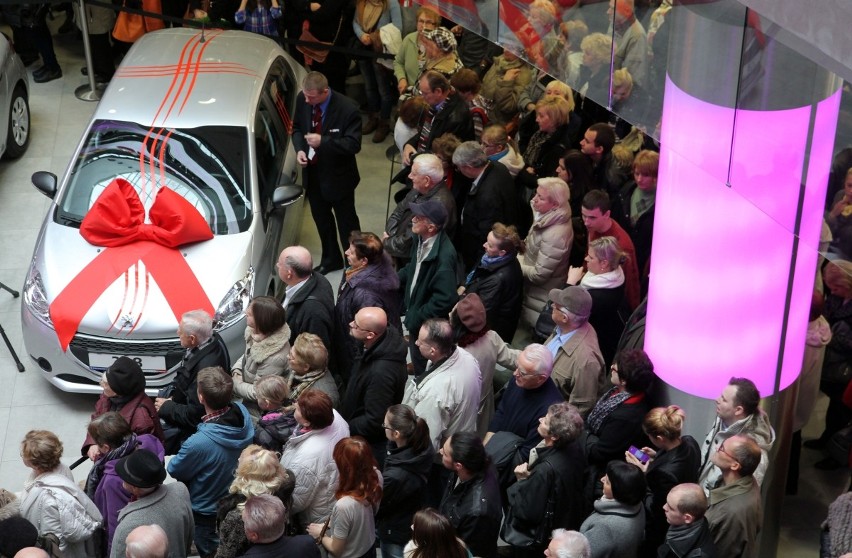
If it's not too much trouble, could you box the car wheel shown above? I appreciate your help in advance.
[4,84,29,159]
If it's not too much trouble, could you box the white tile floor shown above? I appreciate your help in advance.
[0,15,849,558]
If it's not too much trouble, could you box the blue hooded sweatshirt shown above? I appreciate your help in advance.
[167,402,254,514]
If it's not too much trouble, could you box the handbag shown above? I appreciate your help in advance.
[112,0,164,43]
[534,300,556,343]
[821,345,852,385]
[500,461,557,547]
[485,431,525,490]
[297,17,343,65]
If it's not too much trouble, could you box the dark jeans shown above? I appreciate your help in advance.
[23,23,59,70]
[193,511,218,558]
[359,59,396,119]
[820,379,852,440]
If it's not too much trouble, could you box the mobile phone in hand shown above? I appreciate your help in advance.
[628,445,650,464]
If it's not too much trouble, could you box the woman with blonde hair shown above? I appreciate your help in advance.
[567,236,628,366]
[287,333,340,407]
[625,405,700,554]
[520,177,573,329]
[215,445,295,558]
[18,430,103,558]
[516,95,581,233]
[576,32,614,125]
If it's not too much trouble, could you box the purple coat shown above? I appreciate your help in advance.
[96,434,165,555]
[334,256,402,378]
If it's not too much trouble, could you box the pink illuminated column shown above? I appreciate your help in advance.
[644,1,842,399]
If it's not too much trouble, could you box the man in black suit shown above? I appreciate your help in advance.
[452,141,518,270]
[154,309,229,453]
[293,71,362,274]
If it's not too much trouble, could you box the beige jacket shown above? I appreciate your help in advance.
[519,206,573,328]
[232,324,291,419]
[544,323,605,417]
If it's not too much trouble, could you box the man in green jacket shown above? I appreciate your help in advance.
[399,199,459,376]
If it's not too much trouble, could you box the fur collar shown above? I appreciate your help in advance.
[244,324,291,363]
[0,498,20,521]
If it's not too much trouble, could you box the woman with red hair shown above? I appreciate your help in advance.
[307,437,383,557]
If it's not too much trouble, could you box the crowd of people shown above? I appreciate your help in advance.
[4,0,852,557]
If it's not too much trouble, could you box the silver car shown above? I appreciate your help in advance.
[22,29,305,393]
[0,32,30,159]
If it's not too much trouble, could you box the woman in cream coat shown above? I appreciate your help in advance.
[520,177,573,328]
[232,296,291,420]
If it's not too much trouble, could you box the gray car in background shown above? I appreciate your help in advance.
[0,32,29,159]
[22,29,306,393]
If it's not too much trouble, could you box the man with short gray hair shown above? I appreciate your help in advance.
[125,524,168,558]
[155,309,229,452]
[545,529,591,558]
[504,286,605,416]
[383,153,457,262]
[452,141,518,269]
[277,245,334,352]
[241,494,320,556]
[484,343,563,461]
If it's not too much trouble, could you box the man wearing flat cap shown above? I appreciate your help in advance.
[502,286,605,417]
[110,449,194,558]
[399,198,460,376]
[544,286,606,416]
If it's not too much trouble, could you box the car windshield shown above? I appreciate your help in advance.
[55,120,251,234]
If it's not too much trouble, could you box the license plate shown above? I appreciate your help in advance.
[89,353,167,373]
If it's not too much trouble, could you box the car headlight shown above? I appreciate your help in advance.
[214,267,254,330]
[23,266,53,326]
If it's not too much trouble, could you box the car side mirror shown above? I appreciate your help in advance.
[32,171,58,199]
[272,185,303,208]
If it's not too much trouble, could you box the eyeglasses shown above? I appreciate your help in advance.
[717,442,739,464]
[351,320,374,334]
[514,367,538,378]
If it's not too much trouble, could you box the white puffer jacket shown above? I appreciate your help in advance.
[281,410,350,528]
[19,464,103,558]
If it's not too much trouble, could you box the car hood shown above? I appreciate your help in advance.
[38,221,252,339]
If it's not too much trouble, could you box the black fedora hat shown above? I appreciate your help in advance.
[115,449,166,488]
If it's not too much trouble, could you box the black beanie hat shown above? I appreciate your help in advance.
[0,515,39,556]
[106,356,146,397]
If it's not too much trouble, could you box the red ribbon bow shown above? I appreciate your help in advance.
[50,178,216,351]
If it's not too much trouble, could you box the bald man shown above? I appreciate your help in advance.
[125,524,169,558]
[340,307,408,466]
[277,246,334,352]
[14,549,49,558]
[657,484,716,558]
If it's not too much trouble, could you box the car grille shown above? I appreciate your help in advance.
[69,334,185,375]
[70,335,182,355]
